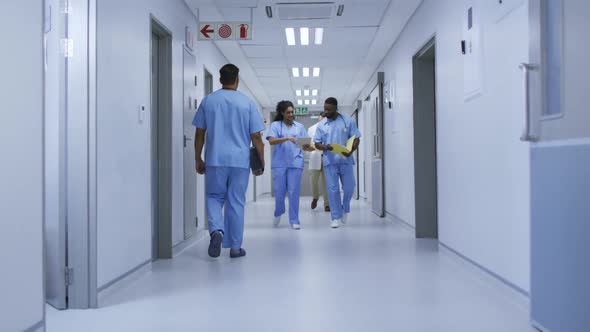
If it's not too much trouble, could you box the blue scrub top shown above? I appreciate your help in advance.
[314,113,362,167]
[192,89,265,169]
[266,120,308,169]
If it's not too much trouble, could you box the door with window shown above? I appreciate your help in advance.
[528,1,590,331]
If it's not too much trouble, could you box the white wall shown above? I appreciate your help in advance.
[0,0,45,330]
[360,0,531,291]
[96,0,262,287]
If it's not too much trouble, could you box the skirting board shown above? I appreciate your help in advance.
[384,211,530,311]
[531,320,551,332]
[173,229,207,257]
[97,260,152,307]
[24,321,44,332]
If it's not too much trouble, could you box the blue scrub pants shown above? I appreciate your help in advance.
[272,167,303,225]
[324,164,355,221]
[206,167,250,250]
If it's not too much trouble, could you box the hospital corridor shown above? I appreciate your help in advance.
[1,1,589,332]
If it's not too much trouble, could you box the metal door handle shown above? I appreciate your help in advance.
[519,63,539,142]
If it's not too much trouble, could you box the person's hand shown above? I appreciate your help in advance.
[288,137,297,144]
[342,151,351,157]
[325,144,334,151]
[253,168,264,176]
[302,144,312,151]
[196,159,206,174]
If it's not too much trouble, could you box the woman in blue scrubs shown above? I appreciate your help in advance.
[267,101,313,229]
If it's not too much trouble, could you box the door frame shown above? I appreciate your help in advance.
[412,36,439,239]
[182,46,198,241]
[151,17,174,259]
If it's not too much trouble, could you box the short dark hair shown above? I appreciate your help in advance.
[220,64,239,85]
[325,97,338,107]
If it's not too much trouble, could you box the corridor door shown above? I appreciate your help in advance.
[528,1,590,331]
[368,73,385,217]
[183,48,198,240]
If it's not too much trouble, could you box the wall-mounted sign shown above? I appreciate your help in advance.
[294,107,308,115]
[198,22,252,41]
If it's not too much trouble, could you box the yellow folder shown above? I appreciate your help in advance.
[331,136,356,157]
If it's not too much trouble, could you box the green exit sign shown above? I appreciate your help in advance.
[294,107,308,115]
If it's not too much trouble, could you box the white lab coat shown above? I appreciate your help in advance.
[307,122,322,170]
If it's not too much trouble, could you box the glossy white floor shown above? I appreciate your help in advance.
[47,197,535,332]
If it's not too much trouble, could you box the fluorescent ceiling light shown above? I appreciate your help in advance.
[302,67,310,77]
[313,67,320,77]
[304,89,310,96]
[314,28,323,45]
[292,67,300,77]
[305,100,310,105]
[312,89,318,96]
[300,27,309,46]
[296,90,302,96]
[297,99,303,105]
[285,28,296,46]
[312,99,317,105]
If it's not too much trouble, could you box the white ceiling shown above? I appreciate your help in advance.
[185,0,423,109]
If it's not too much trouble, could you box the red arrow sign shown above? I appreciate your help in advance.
[200,24,214,39]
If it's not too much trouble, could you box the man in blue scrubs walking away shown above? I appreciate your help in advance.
[193,64,266,258]
[314,97,361,228]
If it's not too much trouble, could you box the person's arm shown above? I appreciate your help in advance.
[314,142,333,152]
[342,138,360,158]
[313,125,332,152]
[268,137,296,145]
[194,128,206,174]
[251,132,265,176]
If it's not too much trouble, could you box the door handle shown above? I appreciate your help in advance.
[184,135,192,147]
[519,63,539,142]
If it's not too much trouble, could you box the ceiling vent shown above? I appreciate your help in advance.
[275,2,336,20]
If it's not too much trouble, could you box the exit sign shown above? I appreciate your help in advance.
[294,107,308,115]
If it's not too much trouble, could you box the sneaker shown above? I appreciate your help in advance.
[208,231,223,258]
[273,215,281,227]
[342,213,349,224]
[311,199,318,210]
[291,223,301,230]
[330,220,341,228]
[230,248,246,258]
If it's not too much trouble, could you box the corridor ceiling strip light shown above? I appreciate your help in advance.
[312,89,318,96]
[312,99,317,105]
[305,100,310,105]
[296,89,302,96]
[302,67,310,77]
[300,27,309,46]
[285,28,296,46]
[312,67,320,77]
[292,67,300,77]
[298,99,303,105]
[314,28,324,45]
[304,89,310,96]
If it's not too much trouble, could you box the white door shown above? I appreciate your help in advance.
[369,81,384,217]
[44,0,67,309]
[357,106,367,199]
[183,48,198,240]
[528,1,590,331]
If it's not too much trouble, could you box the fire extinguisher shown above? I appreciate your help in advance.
[240,24,248,39]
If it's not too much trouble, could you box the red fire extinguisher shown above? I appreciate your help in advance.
[240,24,248,39]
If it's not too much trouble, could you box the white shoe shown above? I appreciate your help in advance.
[273,216,281,227]
[291,224,301,230]
[330,220,341,228]
[342,213,349,224]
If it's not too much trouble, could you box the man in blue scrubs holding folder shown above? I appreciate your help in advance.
[314,97,361,228]
[193,64,265,258]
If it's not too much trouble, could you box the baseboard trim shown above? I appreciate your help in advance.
[384,211,415,231]
[97,259,152,306]
[173,229,207,258]
[24,320,44,332]
[531,319,551,332]
[439,242,530,302]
